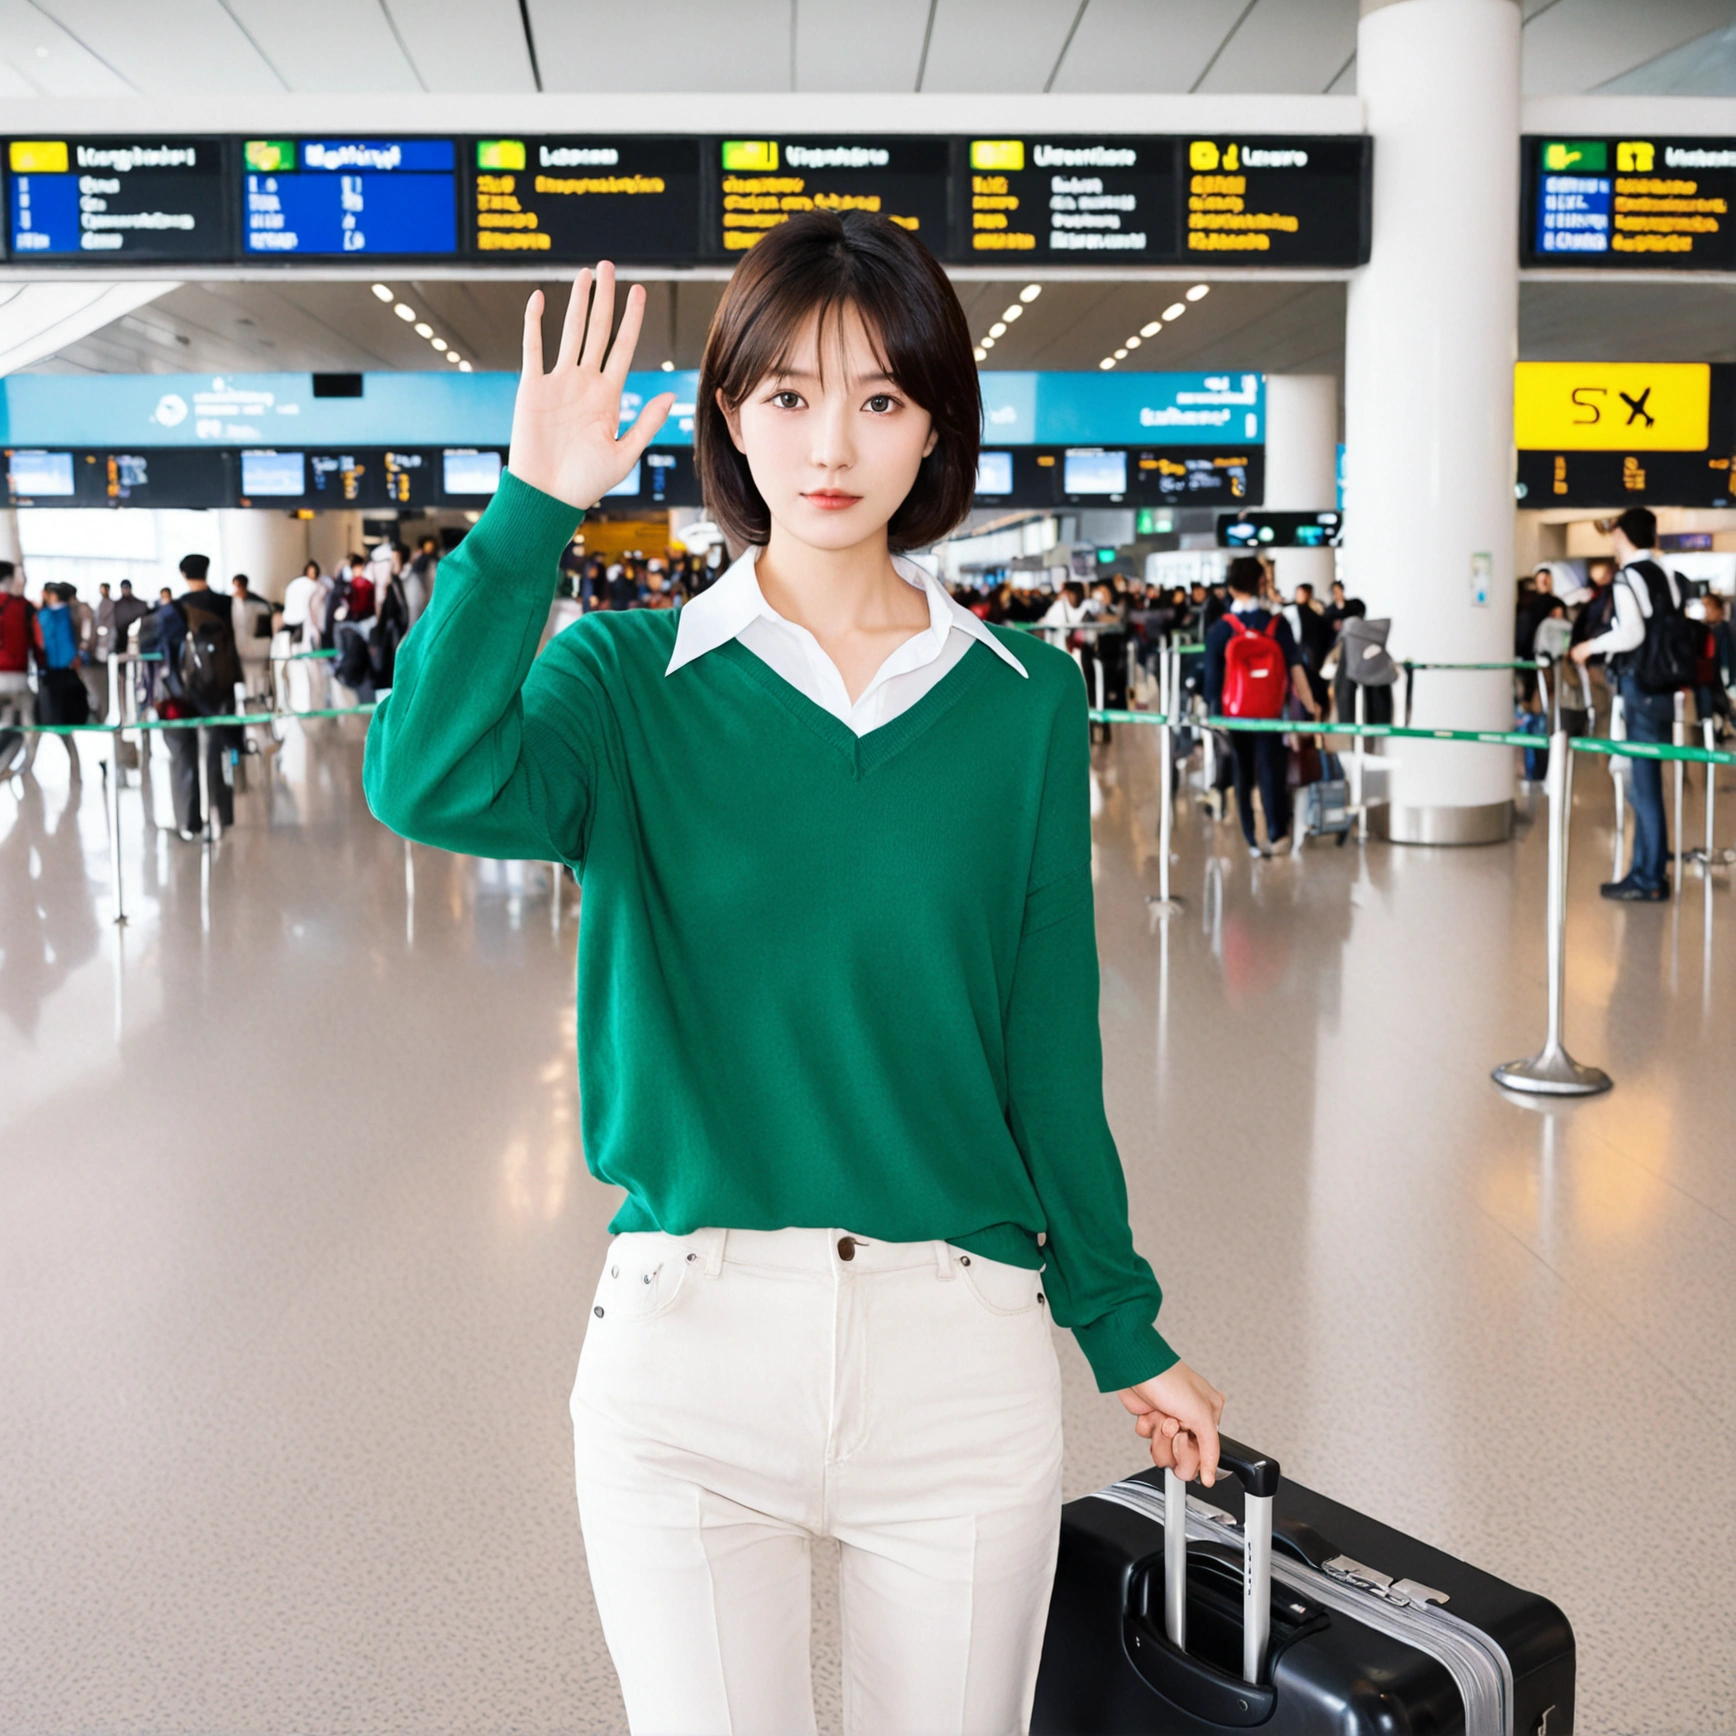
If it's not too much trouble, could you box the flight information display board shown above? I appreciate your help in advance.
[6,137,231,261]
[1523,136,1736,268]
[1180,136,1369,264]
[710,137,950,255]
[467,137,701,261]
[961,137,1177,262]
[242,138,458,257]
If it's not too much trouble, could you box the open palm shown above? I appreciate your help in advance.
[510,261,675,511]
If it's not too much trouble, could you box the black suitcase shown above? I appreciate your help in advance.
[1032,1439,1574,1735]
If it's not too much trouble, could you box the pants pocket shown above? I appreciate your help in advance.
[952,1248,1045,1317]
[588,1233,692,1327]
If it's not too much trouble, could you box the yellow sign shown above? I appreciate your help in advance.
[721,140,777,172]
[970,140,1024,171]
[9,141,68,173]
[1513,362,1710,451]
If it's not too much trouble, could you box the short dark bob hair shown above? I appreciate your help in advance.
[696,211,980,552]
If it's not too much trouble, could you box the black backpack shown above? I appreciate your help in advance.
[1625,561,1702,696]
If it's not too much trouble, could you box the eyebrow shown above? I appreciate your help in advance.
[770,366,898,389]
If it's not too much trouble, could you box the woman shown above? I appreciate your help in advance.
[365,215,1222,1735]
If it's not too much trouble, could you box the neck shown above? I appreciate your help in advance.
[753,523,921,640]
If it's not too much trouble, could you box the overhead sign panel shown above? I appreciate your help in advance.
[1513,362,1710,450]
[468,137,701,261]
[1523,136,1736,268]
[7,136,231,261]
[710,137,950,255]
[243,138,458,257]
[962,137,1177,263]
[1182,136,1370,264]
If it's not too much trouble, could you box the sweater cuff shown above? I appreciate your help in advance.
[460,469,585,594]
[1073,1303,1180,1394]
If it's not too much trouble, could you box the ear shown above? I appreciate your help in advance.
[921,427,939,460]
[717,388,747,456]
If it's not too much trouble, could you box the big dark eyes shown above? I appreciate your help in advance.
[770,390,804,410]
[865,394,896,413]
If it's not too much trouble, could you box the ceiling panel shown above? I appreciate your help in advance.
[796,0,931,91]
[1193,0,1359,96]
[1597,21,1736,93]
[0,0,132,97]
[32,0,282,95]
[1520,0,1736,95]
[1051,0,1251,95]
[528,0,792,92]
[383,0,537,92]
[223,0,424,93]
[920,0,1079,92]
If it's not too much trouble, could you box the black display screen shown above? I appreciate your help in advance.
[959,137,1178,264]
[6,136,232,262]
[1522,136,1736,269]
[468,136,702,262]
[1218,510,1342,548]
[711,136,951,257]
[1180,137,1370,266]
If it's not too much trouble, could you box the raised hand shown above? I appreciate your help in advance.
[1119,1360,1227,1486]
[510,261,676,511]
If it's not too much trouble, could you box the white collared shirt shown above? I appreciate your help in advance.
[665,546,1027,736]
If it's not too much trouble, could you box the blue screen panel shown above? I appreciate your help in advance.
[442,449,502,495]
[240,450,305,496]
[245,139,457,256]
[7,450,75,495]
[975,450,1014,495]
[1063,448,1127,494]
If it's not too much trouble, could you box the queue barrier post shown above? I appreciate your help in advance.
[1673,692,1687,895]
[1493,728,1612,1098]
[1688,717,1736,869]
[107,726,127,926]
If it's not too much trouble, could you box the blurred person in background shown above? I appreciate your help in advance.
[0,560,40,774]
[230,574,273,707]
[157,554,242,839]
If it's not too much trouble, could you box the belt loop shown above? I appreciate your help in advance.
[935,1240,955,1280]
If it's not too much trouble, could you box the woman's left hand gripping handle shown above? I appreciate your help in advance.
[509,261,676,512]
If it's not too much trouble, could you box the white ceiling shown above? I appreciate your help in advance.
[0,0,1729,98]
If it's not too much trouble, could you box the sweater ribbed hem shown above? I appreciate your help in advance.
[1074,1306,1178,1393]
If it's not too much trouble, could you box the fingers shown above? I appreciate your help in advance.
[604,282,648,385]
[556,269,592,371]
[619,392,676,465]
[521,289,546,377]
[580,260,616,371]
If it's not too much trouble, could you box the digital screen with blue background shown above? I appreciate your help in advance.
[243,138,457,257]
[1,369,1265,512]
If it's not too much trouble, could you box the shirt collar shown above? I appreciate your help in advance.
[666,547,1026,681]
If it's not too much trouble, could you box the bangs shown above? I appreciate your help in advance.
[696,211,980,552]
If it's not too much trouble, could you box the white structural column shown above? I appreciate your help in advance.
[1344,0,1521,844]
[1263,375,1338,599]
[215,510,310,604]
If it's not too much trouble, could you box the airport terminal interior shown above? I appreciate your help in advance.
[4,3,1736,1734]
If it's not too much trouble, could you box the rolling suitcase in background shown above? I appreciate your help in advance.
[1032,1438,1574,1736]
[1297,752,1352,845]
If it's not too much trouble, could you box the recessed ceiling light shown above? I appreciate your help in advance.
[989,321,1006,338]
[1140,321,1161,337]
[394,303,416,322]
[1162,302,1185,320]
[1125,336,1141,349]
[446,352,461,364]
[458,361,472,372]
[1099,357,1116,370]
[431,337,448,351]
[1186,283,1210,301]
[1019,284,1042,303]
[1114,347,1128,359]
[974,347,987,361]
[661,359,675,371]
[371,284,393,302]
[1002,304,1023,321]
[980,335,995,349]
[414,322,432,338]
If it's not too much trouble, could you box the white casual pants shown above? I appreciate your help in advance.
[572,1226,1065,1736]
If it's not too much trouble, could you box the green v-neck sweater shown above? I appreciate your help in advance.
[364,471,1174,1392]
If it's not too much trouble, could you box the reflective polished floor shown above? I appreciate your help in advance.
[2,719,1732,1735]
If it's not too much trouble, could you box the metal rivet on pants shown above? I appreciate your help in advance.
[1037,1293,1045,1304]
[642,1273,653,1284]
[959,1255,971,1267]
[837,1236,856,1261]
[594,1306,604,1317]
[610,1266,619,1278]
[686,1252,697,1262]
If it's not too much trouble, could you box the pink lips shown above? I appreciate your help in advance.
[803,491,862,511]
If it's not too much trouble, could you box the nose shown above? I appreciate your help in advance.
[808,392,855,477]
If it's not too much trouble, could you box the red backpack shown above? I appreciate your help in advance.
[1221,614,1288,719]
[0,592,34,675]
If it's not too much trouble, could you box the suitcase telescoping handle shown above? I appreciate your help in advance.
[1164,1446,1280,1685]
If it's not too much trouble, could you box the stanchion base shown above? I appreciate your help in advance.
[1685,847,1736,868]
[1144,895,1184,918]
[1492,1044,1613,1097]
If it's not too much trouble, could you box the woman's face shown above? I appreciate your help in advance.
[724,301,937,554]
